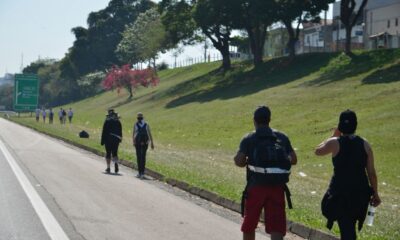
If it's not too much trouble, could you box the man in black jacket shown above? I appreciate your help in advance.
[101,109,122,174]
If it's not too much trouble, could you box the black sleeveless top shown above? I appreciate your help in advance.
[329,135,370,195]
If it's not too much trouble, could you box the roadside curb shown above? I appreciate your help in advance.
[8,119,338,240]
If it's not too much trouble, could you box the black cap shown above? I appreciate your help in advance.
[254,106,271,125]
[338,109,357,134]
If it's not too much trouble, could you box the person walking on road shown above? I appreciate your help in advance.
[234,106,297,240]
[315,110,381,240]
[101,109,122,174]
[49,108,54,124]
[62,109,67,124]
[133,112,154,179]
[42,108,47,123]
[58,108,63,124]
[35,108,40,122]
[68,108,74,124]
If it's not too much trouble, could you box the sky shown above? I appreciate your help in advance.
[0,0,332,76]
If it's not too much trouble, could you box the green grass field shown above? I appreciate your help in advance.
[11,49,400,239]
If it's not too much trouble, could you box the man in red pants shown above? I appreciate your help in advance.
[234,106,297,240]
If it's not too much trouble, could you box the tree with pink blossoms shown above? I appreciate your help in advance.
[103,64,159,99]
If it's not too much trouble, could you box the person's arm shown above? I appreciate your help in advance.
[315,128,341,156]
[147,125,154,149]
[101,121,107,146]
[234,152,247,167]
[289,151,298,165]
[314,138,338,156]
[117,121,122,142]
[234,136,249,167]
[132,124,137,146]
[365,140,381,207]
[282,134,297,165]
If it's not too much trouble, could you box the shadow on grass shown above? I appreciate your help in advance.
[305,49,400,86]
[362,63,400,84]
[165,53,334,109]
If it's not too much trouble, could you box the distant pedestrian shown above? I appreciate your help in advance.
[234,106,297,240]
[35,108,40,122]
[62,109,67,124]
[68,108,74,124]
[315,110,381,240]
[101,109,122,174]
[42,108,46,123]
[49,108,54,124]
[58,108,63,124]
[132,112,154,179]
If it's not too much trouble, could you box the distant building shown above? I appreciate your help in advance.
[364,0,400,49]
[264,27,304,57]
[332,1,365,51]
[303,20,333,53]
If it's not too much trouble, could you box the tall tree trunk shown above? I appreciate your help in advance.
[152,57,157,74]
[345,25,352,55]
[220,45,231,71]
[202,27,231,71]
[247,23,267,67]
[284,20,300,59]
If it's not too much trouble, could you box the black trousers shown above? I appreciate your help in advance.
[105,141,119,160]
[135,144,148,175]
[338,217,357,240]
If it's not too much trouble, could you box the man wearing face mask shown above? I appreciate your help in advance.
[133,112,154,179]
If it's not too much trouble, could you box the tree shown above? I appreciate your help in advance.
[340,0,368,55]
[103,65,159,98]
[159,0,234,71]
[277,0,334,58]
[193,0,234,70]
[66,0,155,76]
[0,85,13,110]
[23,59,57,74]
[116,8,170,70]
[230,0,278,67]
[158,0,199,45]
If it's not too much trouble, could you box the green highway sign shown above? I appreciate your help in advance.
[14,74,39,111]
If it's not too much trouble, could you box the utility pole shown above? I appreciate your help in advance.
[20,53,24,73]
[324,10,328,52]
[203,38,209,63]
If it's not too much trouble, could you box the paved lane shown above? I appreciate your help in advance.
[0,144,51,240]
[0,118,268,240]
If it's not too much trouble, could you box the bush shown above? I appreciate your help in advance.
[157,62,169,71]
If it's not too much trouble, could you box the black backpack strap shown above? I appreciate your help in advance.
[241,182,249,217]
[284,184,293,209]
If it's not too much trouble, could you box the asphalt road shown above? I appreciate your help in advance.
[0,118,303,240]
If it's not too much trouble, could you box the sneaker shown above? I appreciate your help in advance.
[140,174,145,180]
[136,173,141,178]
[115,163,119,173]
[105,168,111,174]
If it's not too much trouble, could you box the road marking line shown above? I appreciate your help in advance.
[0,138,70,240]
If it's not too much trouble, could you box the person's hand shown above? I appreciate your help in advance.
[332,128,341,138]
[371,193,381,207]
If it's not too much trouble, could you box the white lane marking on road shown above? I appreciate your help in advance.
[0,139,70,240]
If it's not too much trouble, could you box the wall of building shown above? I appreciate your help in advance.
[366,3,400,36]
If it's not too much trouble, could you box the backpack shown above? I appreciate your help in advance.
[248,135,291,185]
[135,123,149,145]
[241,133,293,216]
[79,130,89,138]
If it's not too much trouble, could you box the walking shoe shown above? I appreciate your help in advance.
[115,163,119,173]
[136,173,141,178]
[105,168,111,174]
[140,174,145,180]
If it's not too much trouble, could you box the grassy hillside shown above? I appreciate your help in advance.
[13,49,400,239]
